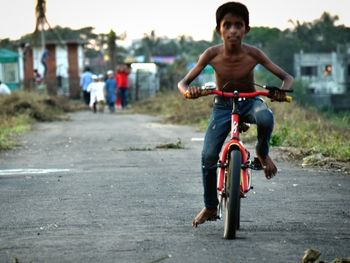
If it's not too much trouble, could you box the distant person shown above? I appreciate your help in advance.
[116,64,130,109]
[80,66,93,105]
[33,69,43,85]
[0,80,11,95]
[41,49,48,78]
[105,70,117,113]
[87,74,106,113]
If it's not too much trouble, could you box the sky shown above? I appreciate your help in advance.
[1,0,349,45]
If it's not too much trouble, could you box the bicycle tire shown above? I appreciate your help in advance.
[223,149,242,239]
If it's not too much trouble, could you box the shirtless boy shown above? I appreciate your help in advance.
[177,2,294,227]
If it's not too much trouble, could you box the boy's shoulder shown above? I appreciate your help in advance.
[242,43,264,56]
[205,44,222,54]
[204,43,262,55]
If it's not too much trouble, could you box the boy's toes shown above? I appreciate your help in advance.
[192,207,217,227]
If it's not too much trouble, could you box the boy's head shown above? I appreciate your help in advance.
[216,2,249,33]
[107,70,114,78]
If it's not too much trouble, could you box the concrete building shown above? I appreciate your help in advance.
[0,48,20,90]
[19,40,85,98]
[294,49,350,110]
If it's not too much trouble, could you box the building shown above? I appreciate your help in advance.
[18,40,85,98]
[129,63,159,101]
[294,49,350,110]
[0,48,20,90]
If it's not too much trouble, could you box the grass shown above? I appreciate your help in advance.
[131,90,350,166]
[0,90,85,151]
[0,115,31,150]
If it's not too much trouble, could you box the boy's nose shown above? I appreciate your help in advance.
[229,25,237,33]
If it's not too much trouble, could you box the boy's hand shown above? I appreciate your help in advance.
[184,86,201,99]
[271,89,287,102]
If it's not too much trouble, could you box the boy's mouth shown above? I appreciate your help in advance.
[228,36,240,42]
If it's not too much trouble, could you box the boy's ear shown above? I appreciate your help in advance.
[245,26,251,33]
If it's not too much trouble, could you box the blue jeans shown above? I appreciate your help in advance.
[201,96,274,208]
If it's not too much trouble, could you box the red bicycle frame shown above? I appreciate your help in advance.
[207,90,270,197]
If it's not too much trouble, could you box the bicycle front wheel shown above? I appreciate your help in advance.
[223,149,242,239]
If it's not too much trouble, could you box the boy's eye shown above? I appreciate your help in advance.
[223,22,231,29]
[234,22,243,29]
[222,21,244,30]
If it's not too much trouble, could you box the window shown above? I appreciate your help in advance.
[301,66,317,77]
[2,62,18,82]
[323,65,332,77]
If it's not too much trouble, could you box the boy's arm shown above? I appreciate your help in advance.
[178,49,212,98]
[256,48,294,93]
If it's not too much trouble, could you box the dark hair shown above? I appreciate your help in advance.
[216,2,249,32]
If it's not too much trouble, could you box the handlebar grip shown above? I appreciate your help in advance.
[184,90,211,99]
[184,91,191,99]
[285,96,292,103]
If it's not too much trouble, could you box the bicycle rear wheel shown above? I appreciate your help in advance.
[223,149,241,239]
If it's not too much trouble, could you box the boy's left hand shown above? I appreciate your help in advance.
[271,89,287,102]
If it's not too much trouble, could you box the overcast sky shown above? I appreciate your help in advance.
[1,0,349,45]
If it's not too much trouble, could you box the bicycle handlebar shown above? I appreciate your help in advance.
[184,83,293,103]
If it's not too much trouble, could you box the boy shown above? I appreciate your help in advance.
[88,74,106,113]
[177,2,294,227]
[105,70,117,113]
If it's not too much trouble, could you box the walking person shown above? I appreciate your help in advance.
[116,64,130,109]
[80,66,93,105]
[87,74,105,113]
[105,70,117,113]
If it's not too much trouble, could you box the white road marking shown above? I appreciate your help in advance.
[191,138,204,142]
[0,169,71,176]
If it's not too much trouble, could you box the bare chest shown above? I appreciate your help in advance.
[210,53,257,90]
[213,53,256,77]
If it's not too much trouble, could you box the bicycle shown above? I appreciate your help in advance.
[185,82,292,239]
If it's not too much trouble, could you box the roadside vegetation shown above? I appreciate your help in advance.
[0,88,348,172]
[131,89,350,172]
[0,91,84,150]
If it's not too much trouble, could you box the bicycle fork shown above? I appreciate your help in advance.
[217,140,251,219]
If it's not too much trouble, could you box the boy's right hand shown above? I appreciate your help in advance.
[184,86,201,99]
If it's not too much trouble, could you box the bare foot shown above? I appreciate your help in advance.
[257,155,277,179]
[192,207,217,227]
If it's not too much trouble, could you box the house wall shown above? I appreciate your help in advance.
[294,51,349,94]
[18,42,84,97]
[67,43,80,99]
[294,50,350,110]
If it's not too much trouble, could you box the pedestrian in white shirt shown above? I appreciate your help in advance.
[87,74,106,113]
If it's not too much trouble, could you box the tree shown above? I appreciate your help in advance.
[142,30,160,62]
[289,12,350,52]
[107,30,117,70]
[245,27,281,48]
[34,0,46,48]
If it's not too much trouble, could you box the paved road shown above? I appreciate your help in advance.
[0,111,349,263]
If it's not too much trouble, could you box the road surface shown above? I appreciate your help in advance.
[0,111,349,263]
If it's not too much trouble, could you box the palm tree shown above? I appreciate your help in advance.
[34,0,47,49]
[142,30,159,62]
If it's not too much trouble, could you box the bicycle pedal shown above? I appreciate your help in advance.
[252,157,263,170]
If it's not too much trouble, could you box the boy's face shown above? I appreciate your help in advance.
[219,13,249,45]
